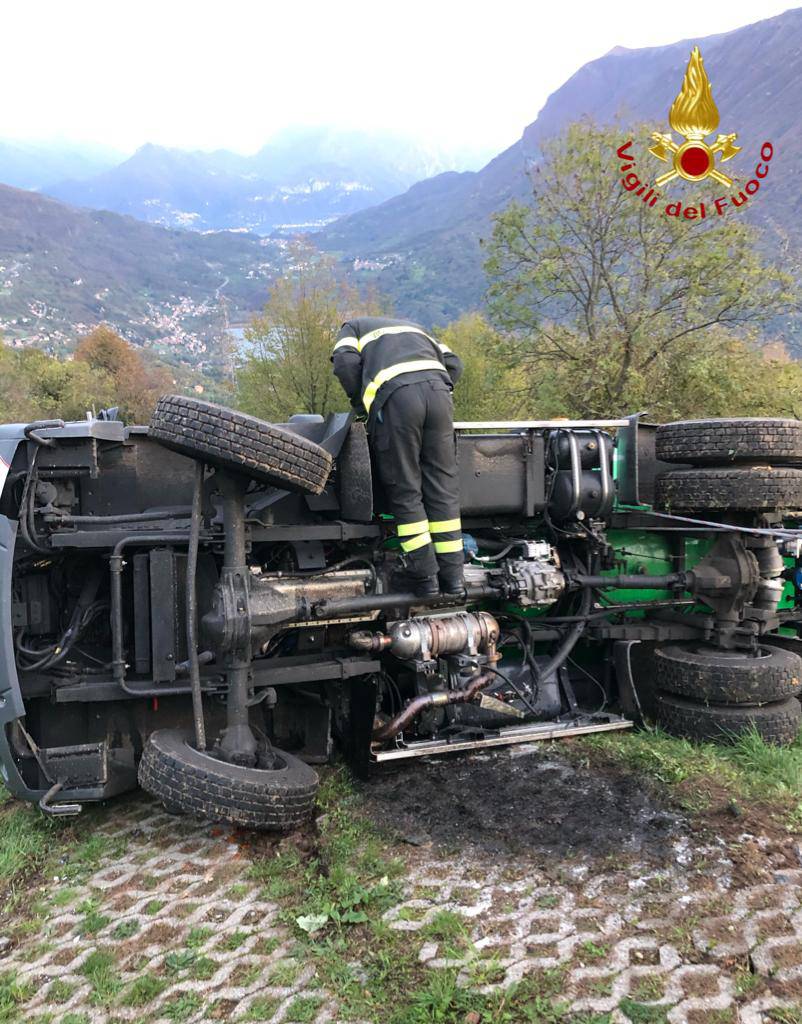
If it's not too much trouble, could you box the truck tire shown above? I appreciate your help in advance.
[655,642,802,704]
[337,421,373,522]
[655,692,801,746]
[655,466,802,511]
[149,395,332,495]
[656,418,802,465]
[138,729,319,830]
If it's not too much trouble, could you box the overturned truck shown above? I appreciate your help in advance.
[1,398,802,826]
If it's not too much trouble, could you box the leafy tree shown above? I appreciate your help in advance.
[74,324,172,423]
[484,121,795,420]
[236,244,385,422]
[439,314,527,421]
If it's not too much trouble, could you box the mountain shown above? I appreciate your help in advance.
[0,184,275,373]
[45,129,494,236]
[0,139,123,192]
[313,8,802,326]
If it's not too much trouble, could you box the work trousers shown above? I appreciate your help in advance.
[370,378,463,581]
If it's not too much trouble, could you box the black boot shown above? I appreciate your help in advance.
[412,575,440,598]
[391,568,440,598]
[438,570,465,598]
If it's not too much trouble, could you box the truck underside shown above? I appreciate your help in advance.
[1,400,801,828]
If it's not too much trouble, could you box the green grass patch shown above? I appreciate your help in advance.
[162,991,203,1022]
[218,929,249,951]
[285,995,322,1022]
[76,897,109,936]
[121,972,168,1008]
[47,979,76,1004]
[242,996,281,1021]
[619,997,669,1024]
[582,726,802,826]
[112,919,139,940]
[185,925,212,948]
[80,949,121,1006]
[189,955,218,981]
[165,950,197,975]
[0,970,34,1021]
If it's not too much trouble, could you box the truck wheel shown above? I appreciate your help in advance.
[655,466,802,511]
[656,418,802,465]
[655,642,802,704]
[337,421,373,522]
[138,729,319,830]
[149,395,333,495]
[655,692,801,746]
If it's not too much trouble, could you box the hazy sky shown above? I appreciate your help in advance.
[4,0,798,156]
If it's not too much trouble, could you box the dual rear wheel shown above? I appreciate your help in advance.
[653,643,802,745]
[651,417,802,746]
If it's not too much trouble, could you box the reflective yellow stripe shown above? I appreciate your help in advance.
[357,324,438,352]
[363,359,447,411]
[429,518,461,534]
[436,342,452,354]
[401,531,432,553]
[434,539,464,554]
[397,519,429,537]
[333,336,359,352]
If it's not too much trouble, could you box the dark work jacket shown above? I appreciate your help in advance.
[331,316,463,424]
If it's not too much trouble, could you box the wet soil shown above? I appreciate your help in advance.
[358,744,685,864]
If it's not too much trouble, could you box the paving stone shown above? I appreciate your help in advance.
[5,789,802,1022]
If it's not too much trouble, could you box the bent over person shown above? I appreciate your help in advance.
[332,316,464,597]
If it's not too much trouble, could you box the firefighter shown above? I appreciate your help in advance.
[332,316,464,597]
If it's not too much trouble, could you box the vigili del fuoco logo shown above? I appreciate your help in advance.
[616,46,775,220]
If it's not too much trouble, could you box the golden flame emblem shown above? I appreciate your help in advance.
[649,47,740,187]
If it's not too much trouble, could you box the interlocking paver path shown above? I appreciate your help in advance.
[3,745,802,1022]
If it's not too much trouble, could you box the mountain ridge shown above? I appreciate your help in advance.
[313,7,802,325]
[43,129,494,236]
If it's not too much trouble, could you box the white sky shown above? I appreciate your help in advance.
[4,0,798,156]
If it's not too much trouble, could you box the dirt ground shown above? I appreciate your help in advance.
[3,743,802,1023]
[359,746,684,861]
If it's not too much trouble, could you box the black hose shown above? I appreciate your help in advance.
[54,509,191,525]
[537,584,593,684]
[17,448,49,554]
[186,462,206,750]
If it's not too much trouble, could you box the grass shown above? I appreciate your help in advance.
[618,998,669,1024]
[121,973,168,1008]
[162,991,203,1022]
[80,949,121,1006]
[285,995,322,1022]
[0,971,34,1022]
[582,725,802,826]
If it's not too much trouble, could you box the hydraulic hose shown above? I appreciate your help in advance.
[536,584,594,685]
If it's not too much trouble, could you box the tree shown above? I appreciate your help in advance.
[440,314,527,421]
[484,121,795,420]
[74,325,172,423]
[236,244,385,422]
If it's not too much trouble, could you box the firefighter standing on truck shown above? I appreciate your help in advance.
[332,316,464,597]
